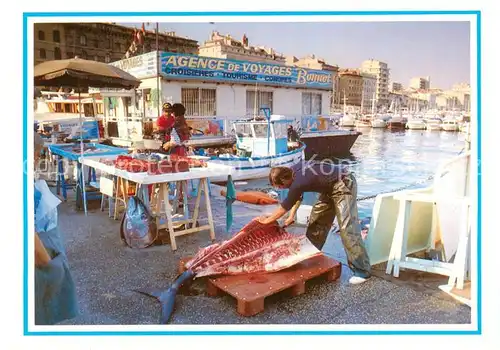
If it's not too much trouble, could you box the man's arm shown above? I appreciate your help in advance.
[258,187,303,225]
[258,205,288,225]
[284,200,302,226]
[35,232,51,267]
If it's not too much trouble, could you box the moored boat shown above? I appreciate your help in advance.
[355,116,372,128]
[206,115,305,182]
[406,118,426,130]
[340,113,356,127]
[441,119,460,132]
[371,117,387,128]
[387,115,406,130]
[425,118,443,131]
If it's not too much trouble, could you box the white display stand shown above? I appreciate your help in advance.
[81,158,232,250]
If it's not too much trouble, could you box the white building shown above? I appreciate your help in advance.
[110,51,333,128]
[409,76,431,90]
[360,59,390,107]
[361,72,377,113]
[199,31,286,65]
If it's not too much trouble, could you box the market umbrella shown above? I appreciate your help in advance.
[34,57,141,215]
[34,57,141,89]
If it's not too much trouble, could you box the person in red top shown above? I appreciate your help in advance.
[162,103,191,156]
[157,102,174,134]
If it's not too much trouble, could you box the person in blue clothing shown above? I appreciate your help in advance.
[34,133,78,324]
[257,162,372,285]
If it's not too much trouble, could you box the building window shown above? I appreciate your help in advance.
[80,50,87,59]
[105,54,111,63]
[54,47,61,60]
[246,90,273,117]
[302,92,322,115]
[93,39,99,48]
[53,30,60,43]
[38,30,45,41]
[114,43,121,52]
[39,49,46,59]
[79,35,87,46]
[67,51,74,59]
[106,38,111,49]
[181,88,217,116]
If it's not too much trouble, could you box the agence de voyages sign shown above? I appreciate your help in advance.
[160,52,333,90]
[110,51,334,90]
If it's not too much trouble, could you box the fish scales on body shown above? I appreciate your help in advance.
[137,219,322,324]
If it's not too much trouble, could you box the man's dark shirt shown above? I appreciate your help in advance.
[281,162,348,211]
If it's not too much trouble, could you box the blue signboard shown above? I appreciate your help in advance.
[159,52,333,90]
[56,120,100,140]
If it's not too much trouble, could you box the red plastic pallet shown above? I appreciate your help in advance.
[179,255,341,317]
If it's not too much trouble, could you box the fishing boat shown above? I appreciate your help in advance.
[299,128,361,159]
[206,113,305,183]
[441,119,460,132]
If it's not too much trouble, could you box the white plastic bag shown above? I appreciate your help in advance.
[34,180,61,233]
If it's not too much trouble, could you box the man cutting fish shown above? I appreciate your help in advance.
[257,163,372,285]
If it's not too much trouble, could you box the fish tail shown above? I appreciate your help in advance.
[158,270,196,324]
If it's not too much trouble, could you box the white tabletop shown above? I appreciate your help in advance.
[81,157,232,184]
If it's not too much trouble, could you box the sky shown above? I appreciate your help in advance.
[121,21,470,90]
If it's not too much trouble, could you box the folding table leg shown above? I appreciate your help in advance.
[202,178,216,241]
[191,178,204,229]
[162,183,177,251]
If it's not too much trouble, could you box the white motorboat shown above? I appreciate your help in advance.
[425,118,443,131]
[441,119,460,132]
[371,117,387,128]
[406,118,426,130]
[340,114,356,127]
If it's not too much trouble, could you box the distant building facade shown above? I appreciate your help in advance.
[34,22,198,65]
[199,31,286,64]
[338,68,363,107]
[409,76,431,90]
[287,54,339,111]
[360,59,390,107]
[391,82,403,91]
[362,73,377,112]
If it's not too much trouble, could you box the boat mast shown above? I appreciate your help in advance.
[253,81,258,119]
[371,92,376,115]
[156,23,160,118]
[343,89,347,116]
[360,88,364,115]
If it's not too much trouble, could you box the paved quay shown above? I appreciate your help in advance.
[54,188,471,325]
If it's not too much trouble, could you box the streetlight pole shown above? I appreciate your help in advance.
[156,22,160,118]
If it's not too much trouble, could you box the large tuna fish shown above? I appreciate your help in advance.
[137,219,321,323]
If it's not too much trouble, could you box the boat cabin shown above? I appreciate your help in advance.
[233,117,293,157]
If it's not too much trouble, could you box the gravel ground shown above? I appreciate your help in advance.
[53,188,471,326]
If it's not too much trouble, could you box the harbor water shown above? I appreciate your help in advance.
[238,128,468,218]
